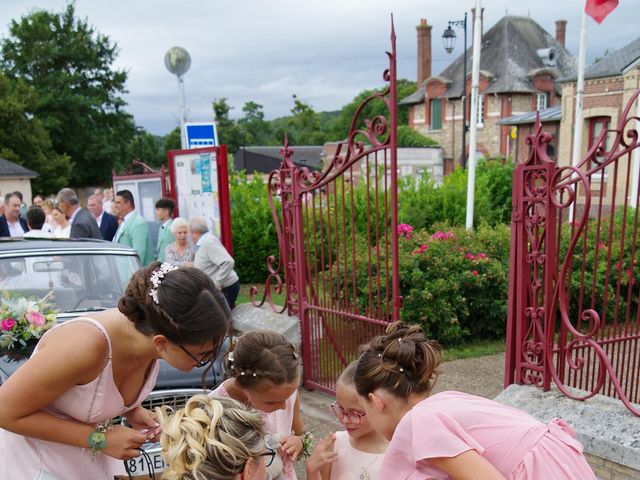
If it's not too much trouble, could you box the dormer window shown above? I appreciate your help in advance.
[536,92,550,111]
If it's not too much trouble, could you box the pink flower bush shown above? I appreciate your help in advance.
[26,311,46,327]
[1,318,16,331]
[398,223,414,239]
[430,231,454,241]
[412,244,429,255]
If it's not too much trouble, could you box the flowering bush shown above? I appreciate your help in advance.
[0,294,57,361]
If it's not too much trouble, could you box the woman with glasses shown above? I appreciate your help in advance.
[0,263,231,479]
[307,361,387,480]
[354,321,597,480]
[158,394,273,480]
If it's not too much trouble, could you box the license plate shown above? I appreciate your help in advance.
[122,446,166,477]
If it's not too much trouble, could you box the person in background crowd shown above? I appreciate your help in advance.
[164,217,195,267]
[51,206,70,238]
[103,188,114,215]
[56,188,103,240]
[23,206,54,238]
[32,194,45,208]
[189,217,240,309]
[113,190,153,265]
[87,194,118,241]
[155,198,175,262]
[157,395,268,480]
[12,190,28,218]
[41,199,55,233]
[0,192,29,237]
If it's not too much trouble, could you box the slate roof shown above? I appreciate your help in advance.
[234,146,324,174]
[401,16,577,105]
[496,105,562,125]
[563,37,640,81]
[0,157,38,178]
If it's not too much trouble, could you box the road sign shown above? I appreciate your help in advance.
[184,122,218,149]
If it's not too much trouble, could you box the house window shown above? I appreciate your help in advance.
[588,116,612,164]
[430,99,442,130]
[536,92,549,111]
[477,94,484,127]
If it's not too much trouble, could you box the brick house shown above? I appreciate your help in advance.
[556,37,640,211]
[401,15,576,168]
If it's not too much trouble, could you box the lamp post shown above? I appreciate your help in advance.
[135,126,144,161]
[442,12,468,168]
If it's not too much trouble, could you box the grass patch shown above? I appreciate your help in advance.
[442,339,505,362]
[237,284,287,307]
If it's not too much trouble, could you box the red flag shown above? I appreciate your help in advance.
[585,0,619,24]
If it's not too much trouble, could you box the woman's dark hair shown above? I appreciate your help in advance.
[226,330,299,389]
[354,321,442,399]
[118,262,230,350]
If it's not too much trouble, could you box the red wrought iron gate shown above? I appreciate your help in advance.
[505,91,640,416]
[252,25,401,394]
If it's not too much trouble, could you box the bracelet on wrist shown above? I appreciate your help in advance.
[87,420,112,459]
[296,430,313,459]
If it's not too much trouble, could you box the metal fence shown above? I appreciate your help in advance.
[252,24,401,394]
[506,91,640,416]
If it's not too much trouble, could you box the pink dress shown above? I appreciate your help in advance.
[330,430,384,480]
[210,381,298,480]
[379,391,596,480]
[0,318,160,479]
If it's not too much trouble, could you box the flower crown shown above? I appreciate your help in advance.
[149,262,179,305]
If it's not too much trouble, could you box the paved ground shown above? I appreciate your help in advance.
[295,352,506,478]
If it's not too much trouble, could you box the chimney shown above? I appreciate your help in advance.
[416,18,432,87]
[471,7,484,40]
[555,19,567,47]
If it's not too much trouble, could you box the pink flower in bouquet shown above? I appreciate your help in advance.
[1,318,16,331]
[26,311,46,327]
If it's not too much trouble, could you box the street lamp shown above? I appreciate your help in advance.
[135,126,144,161]
[443,13,468,168]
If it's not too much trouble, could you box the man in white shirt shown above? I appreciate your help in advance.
[23,206,54,238]
[189,217,240,309]
[0,192,28,237]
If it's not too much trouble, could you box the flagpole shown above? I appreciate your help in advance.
[569,10,588,222]
[466,0,482,229]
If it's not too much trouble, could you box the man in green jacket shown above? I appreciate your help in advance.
[113,190,153,266]
[155,198,175,262]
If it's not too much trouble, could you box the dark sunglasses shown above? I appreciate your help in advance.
[260,447,277,467]
[330,401,367,424]
[178,345,215,368]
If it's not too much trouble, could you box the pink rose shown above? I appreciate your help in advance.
[472,270,479,276]
[1,318,16,331]
[26,311,46,327]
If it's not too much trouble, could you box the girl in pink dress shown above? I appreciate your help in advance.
[306,361,388,480]
[0,262,231,479]
[210,330,306,480]
[353,322,597,480]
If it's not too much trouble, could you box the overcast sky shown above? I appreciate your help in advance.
[1,1,638,136]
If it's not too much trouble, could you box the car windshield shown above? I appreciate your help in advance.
[0,254,139,313]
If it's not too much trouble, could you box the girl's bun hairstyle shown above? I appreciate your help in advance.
[157,394,264,480]
[225,329,299,389]
[118,262,230,348]
[354,321,442,398]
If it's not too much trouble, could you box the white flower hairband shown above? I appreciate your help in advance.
[149,262,179,304]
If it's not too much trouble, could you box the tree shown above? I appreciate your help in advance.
[212,97,243,153]
[0,3,135,186]
[0,73,72,193]
[238,101,271,145]
[286,95,329,145]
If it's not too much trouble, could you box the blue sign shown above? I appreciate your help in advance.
[184,122,218,149]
